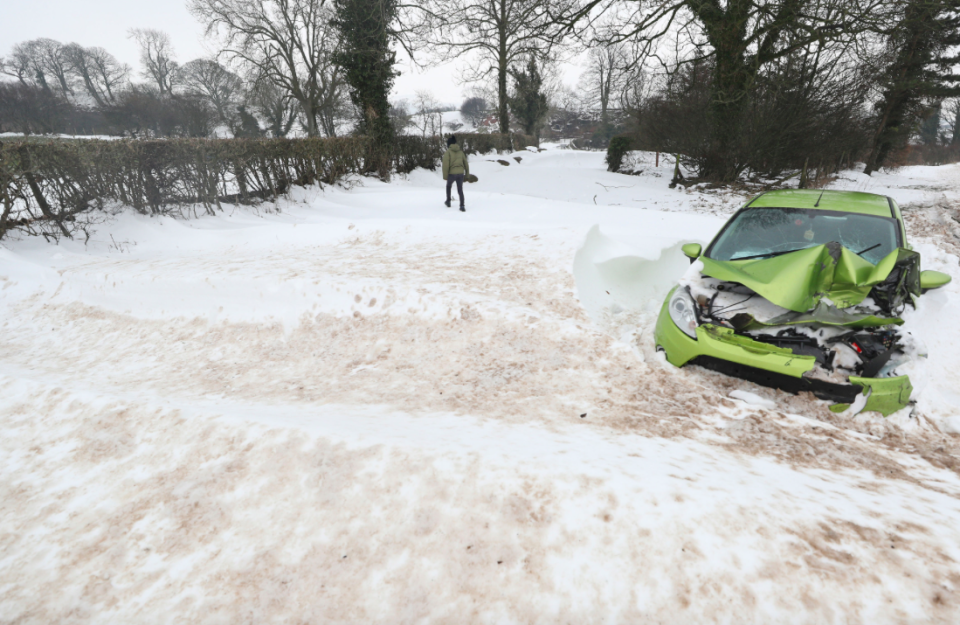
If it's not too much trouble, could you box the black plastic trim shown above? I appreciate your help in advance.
[688,356,861,403]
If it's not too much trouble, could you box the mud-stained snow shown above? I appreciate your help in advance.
[3,149,960,623]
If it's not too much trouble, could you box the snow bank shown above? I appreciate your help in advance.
[572,224,693,341]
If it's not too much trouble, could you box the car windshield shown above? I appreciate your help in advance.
[707,207,900,265]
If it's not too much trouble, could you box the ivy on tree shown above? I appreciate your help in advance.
[508,58,549,140]
[331,0,398,153]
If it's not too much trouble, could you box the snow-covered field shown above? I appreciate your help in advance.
[3,148,960,623]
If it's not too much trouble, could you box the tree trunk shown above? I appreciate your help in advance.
[498,52,509,134]
[952,105,960,145]
[80,71,106,108]
[864,0,936,174]
[301,99,319,137]
[55,72,71,97]
[0,190,13,241]
[864,87,908,175]
[693,0,759,182]
[703,45,750,182]
[863,110,891,175]
[497,0,510,135]
[599,65,609,127]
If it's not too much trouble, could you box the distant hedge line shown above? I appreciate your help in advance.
[0,132,534,241]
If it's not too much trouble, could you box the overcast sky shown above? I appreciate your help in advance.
[0,0,499,105]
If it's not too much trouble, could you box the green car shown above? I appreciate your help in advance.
[654,189,952,416]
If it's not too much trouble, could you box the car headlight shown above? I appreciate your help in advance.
[669,287,699,339]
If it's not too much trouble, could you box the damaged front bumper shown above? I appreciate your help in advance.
[653,293,912,416]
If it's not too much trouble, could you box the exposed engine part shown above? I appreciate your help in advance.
[751,329,835,368]
[682,272,914,382]
[826,330,903,378]
[827,330,898,359]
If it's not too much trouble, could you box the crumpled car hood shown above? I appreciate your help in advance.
[699,241,920,313]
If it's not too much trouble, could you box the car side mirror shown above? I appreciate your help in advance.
[682,243,702,261]
[920,269,951,291]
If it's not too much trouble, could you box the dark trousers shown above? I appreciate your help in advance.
[446,174,465,206]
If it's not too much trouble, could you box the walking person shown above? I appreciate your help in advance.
[442,135,469,212]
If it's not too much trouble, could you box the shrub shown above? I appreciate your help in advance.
[630,55,871,181]
[0,132,535,242]
[606,136,633,172]
[0,83,72,135]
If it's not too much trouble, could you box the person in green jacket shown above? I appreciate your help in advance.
[442,135,469,212]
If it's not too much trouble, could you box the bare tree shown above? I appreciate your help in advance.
[551,83,585,113]
[313,59,350,137]
[178,58,244,124]
[579,42,630,125]
[948,99,960,146]
[0,46,34,86]
[460,96,488,126]
[618,66,652,137]
[411,90,443,138]
[1,39,73,96]
[190,0,347,137]
[129,29,178,96]
[426,0,574,134]
[63,44,129,106]
[38,39,74,97]
[249,79,298,137]
[556,0,895,180]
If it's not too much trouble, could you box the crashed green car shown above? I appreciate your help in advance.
[654,189,952,416]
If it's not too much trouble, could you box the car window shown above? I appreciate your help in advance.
[707,207,900,264]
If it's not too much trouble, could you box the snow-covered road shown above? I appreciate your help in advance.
[3,149,960,623]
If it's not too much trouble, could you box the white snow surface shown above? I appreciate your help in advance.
[730,390,778,410]
[0,132,124,140]
[3,149,960,623]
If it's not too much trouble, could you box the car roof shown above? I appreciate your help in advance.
[747,189,894,218]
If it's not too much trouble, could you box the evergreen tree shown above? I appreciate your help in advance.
[919,102,943,145]
[331,0,398,154]
[235,105,263,137]
[508,58,549,140]
[864,0,960,174]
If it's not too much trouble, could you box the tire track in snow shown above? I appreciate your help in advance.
[2,372,960,624]
[3,231,959,482]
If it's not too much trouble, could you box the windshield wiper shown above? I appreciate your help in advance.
[729,247,809,262]
[733,242,883,262]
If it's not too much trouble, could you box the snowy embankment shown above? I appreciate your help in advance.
[3,148,960,623]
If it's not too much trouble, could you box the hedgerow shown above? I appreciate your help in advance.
[0,132,533,241]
